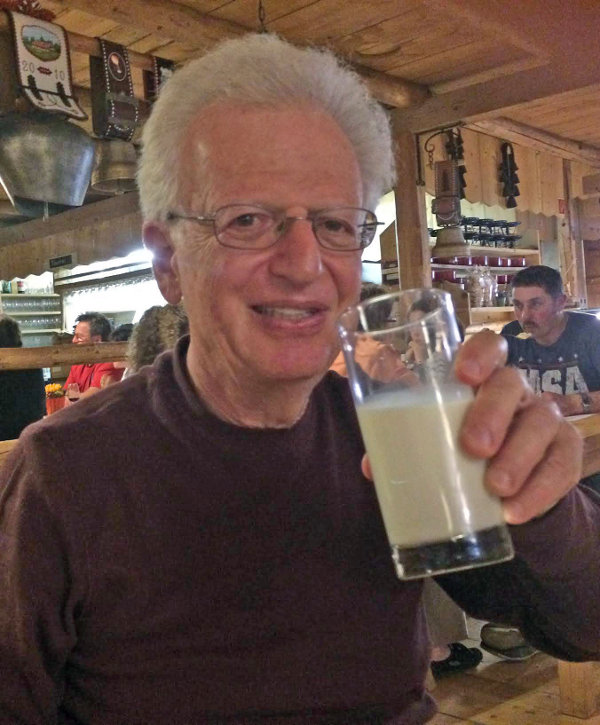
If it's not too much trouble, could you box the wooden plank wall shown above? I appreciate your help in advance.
[420,128,596,212]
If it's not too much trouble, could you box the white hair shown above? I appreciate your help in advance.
[138,34,395,220]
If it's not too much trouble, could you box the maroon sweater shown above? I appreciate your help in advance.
[1,338,600,724]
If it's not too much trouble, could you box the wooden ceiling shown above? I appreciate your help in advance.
[1,0,600,225]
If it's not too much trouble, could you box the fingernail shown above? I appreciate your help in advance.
[463,424,493,454]
[503,501,523,525]
[488,468,512,494]
[460,359,481,382]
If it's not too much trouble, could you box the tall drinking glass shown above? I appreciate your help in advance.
[337,289,514,579]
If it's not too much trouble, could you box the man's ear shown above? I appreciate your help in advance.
[556,293,568,311]
[143,222,182,304]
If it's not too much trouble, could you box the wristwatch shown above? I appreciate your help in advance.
[580,392,592,414]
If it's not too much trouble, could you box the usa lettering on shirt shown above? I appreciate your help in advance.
[516,358,589,395]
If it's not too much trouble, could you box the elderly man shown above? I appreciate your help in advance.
[1,35,599,725]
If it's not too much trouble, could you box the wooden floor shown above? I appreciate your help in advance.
[430,620,600,724]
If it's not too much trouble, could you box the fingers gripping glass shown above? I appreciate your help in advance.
[166,204,382,251]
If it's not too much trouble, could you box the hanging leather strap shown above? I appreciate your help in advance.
[143,54,175,104]
[90,39,139,140]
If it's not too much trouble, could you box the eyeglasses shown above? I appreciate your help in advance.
[166,203,382,252]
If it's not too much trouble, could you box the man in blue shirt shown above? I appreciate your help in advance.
[503,265,600,417]
[482,265,600,661]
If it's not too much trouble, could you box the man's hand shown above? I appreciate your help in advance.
[540,391,584,417]
[454,330,582,524]
[361,330,583,526]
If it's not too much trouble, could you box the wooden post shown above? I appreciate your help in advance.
[392,127,431,290]
[562,159,587,307]
[558,660,600,719]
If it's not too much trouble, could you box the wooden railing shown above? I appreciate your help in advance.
[0,342,128,370]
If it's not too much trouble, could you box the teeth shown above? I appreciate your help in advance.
[256,306,315,319]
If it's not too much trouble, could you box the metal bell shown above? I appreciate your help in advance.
[90,139,138,194]
[0,111,95,211]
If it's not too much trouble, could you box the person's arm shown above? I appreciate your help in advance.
[82,363,125,397]
[360,329,600,661]
[445,330,600,660]
[0,432,82,721]
[540,390,600,416]
[436,487,600,661]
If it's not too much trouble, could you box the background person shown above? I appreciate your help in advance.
[0,315,45,441]
[330,282,417,385]
[503,264,600,417]
[481,264,600,661]
[100,323,136,388]
[64,311,125,397]
[0,34,598,724]
[126,303,189,374]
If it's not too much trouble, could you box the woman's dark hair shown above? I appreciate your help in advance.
[110,323,135,342]
[0,315,22,348]
[359,282,391,330]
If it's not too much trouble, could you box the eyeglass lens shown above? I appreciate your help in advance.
[213,205,377,250]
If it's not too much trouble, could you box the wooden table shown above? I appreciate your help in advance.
[557,414,600,718]
[570,413,600,479]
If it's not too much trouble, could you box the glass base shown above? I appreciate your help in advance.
[391,525,514,580]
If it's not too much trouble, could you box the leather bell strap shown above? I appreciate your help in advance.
[7,9,87,120]
[90,38,138,141]
[143,54,175,104]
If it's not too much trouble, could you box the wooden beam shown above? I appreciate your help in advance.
[466,118,600,167]
[0,193,143,279]
[394,59,600,133]
[583,173,600,196]
[0,192,140,247]
[561,159,587,307]
[0,342,127,370]
[50,0,244,45]
[392,127,431,289]
[40,1,429,109]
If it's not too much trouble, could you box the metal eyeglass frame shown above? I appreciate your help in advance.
[166,203,383,252]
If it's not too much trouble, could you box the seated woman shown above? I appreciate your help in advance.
[0,315,45,441]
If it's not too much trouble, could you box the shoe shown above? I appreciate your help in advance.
[430,642,483,678]
[480,623,528,650]
[480,623,538,661]
[480,643,539,661]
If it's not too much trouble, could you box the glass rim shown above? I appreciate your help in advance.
[339,288,451,336]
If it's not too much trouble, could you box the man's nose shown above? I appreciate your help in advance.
[269,217,323,284]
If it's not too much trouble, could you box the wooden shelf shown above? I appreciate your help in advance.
[432,263,526,273]
[432,245,539,258]
[21,329,62,334]
[7,311,61,317]
[0,293,59,298]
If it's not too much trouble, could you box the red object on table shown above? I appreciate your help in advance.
[46,396,66,416]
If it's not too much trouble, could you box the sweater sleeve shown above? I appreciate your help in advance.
[0,432,82,723]
[435,486,600,661]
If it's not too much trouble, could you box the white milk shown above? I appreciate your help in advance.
[357,383,504,548]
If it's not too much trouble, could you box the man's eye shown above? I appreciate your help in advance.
[320,218,354,235]
[230,213,261,228]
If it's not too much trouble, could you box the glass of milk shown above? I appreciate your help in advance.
[337,288,514,579]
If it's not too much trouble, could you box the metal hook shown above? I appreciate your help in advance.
[257,0,267,32]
